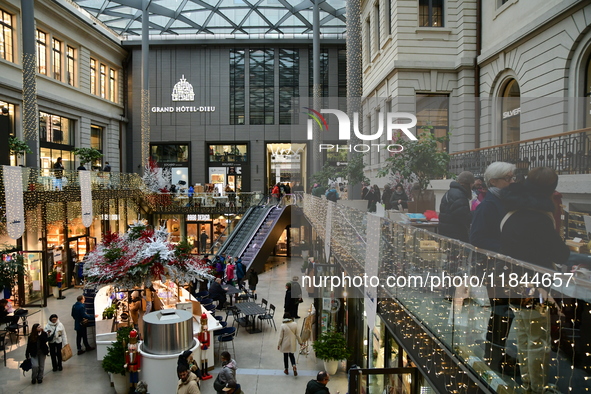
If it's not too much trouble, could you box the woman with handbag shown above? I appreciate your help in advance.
[44,314,67,371]
[277,313,302,376]
[25,323,49,384]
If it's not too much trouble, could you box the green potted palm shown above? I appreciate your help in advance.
[378,127,452,212]
[312,330,352,375]
[72,147,104,170]
[102,326,133,393]
[8,136,33,166]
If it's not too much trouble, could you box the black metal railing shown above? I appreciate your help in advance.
[449,128,591,176]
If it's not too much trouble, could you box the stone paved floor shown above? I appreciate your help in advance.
[0,256,348,394]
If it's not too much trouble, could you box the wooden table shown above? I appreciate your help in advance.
[235,302,267,333]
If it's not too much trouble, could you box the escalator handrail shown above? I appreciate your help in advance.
[237,204,286,261]
[216,194,268,257]
[232,205,276,259]
[209,206,253,255]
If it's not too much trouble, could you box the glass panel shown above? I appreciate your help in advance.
[36,30,47,74]
[416,94,449,151]
[150,144,189,162]
[230,49,245,125]
[23,252,43,305]
[39,111,74,146]
[249,48,274,125]
[586,56,591,127]
[209,144,248,162]
[91,125,103,151]
[0,10,14,62]
[67,46,75,86]
[279,48,299,125]
[52,38,62,80]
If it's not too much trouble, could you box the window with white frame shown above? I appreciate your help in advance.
[109,68,116,102]
[90,58,97,95]
[419,0,443,27]
[100,64,106,99]
[52,37,62,81]
[66,46,75,86]
[0,9,13,63]
[36,30,47,75]
[374,2,381,50]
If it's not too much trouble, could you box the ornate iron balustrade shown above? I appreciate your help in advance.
[449,128,591,176]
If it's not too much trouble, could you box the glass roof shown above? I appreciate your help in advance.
[67,0,347,40]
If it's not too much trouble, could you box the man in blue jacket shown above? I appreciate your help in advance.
[71,295,95,355]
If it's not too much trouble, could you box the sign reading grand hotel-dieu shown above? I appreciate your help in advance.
[151,75,215,113]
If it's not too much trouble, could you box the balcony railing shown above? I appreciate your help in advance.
[302,194,591,394]
[449,128,591,176]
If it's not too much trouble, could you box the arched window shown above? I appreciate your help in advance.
[501,79,520,143]
[585,56,591,127]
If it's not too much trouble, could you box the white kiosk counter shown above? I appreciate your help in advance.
[94,281,221,393]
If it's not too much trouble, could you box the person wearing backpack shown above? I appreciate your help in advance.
[235,258,246,290]
[325,183,340,202]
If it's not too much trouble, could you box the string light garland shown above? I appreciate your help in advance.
[302,194,591,393]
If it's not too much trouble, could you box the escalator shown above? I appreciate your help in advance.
[217,203,292,273]
[217,205,274,257]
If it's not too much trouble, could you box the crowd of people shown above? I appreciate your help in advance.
[437,164,572,393]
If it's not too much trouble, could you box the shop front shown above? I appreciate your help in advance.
[207,143,249,192]
[185,213,240,255]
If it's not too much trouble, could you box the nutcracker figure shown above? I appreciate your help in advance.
[124,329,141,392]
[56,265,66,300]
[196,313,212,380]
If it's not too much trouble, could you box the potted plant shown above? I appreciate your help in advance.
[47,270,59,297]
[378,127,453,212]
[102,325,133,393]
[0,247,25,299]
[312,330,352,375]
[102,305,117,320]
[8,136,33,166]
[72,147,103,169]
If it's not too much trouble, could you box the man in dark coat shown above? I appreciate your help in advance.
[499,167,570,393]
[438,171,475,242]
[305,371,335,394]
[290,276,303,318]
[208,278,227,309]
[500,167,570,271]
[71,295,95,355]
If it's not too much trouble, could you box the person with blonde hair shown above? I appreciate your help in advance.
[277,312,302,376]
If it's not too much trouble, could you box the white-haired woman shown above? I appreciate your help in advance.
[469,161,516,376]
[469,161,516,251]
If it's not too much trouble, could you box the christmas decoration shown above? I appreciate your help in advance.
[83,221,213,288]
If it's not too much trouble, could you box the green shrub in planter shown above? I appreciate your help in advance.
[102,326,133,376]
[47,271,59,287]
[312,330,352,362]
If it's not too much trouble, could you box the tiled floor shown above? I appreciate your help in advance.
[0,256,348,394]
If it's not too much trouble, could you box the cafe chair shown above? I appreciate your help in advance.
[216,327,236,358]
[257,304,276,331]
[259,298,269,312]
[194,291,209,301]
